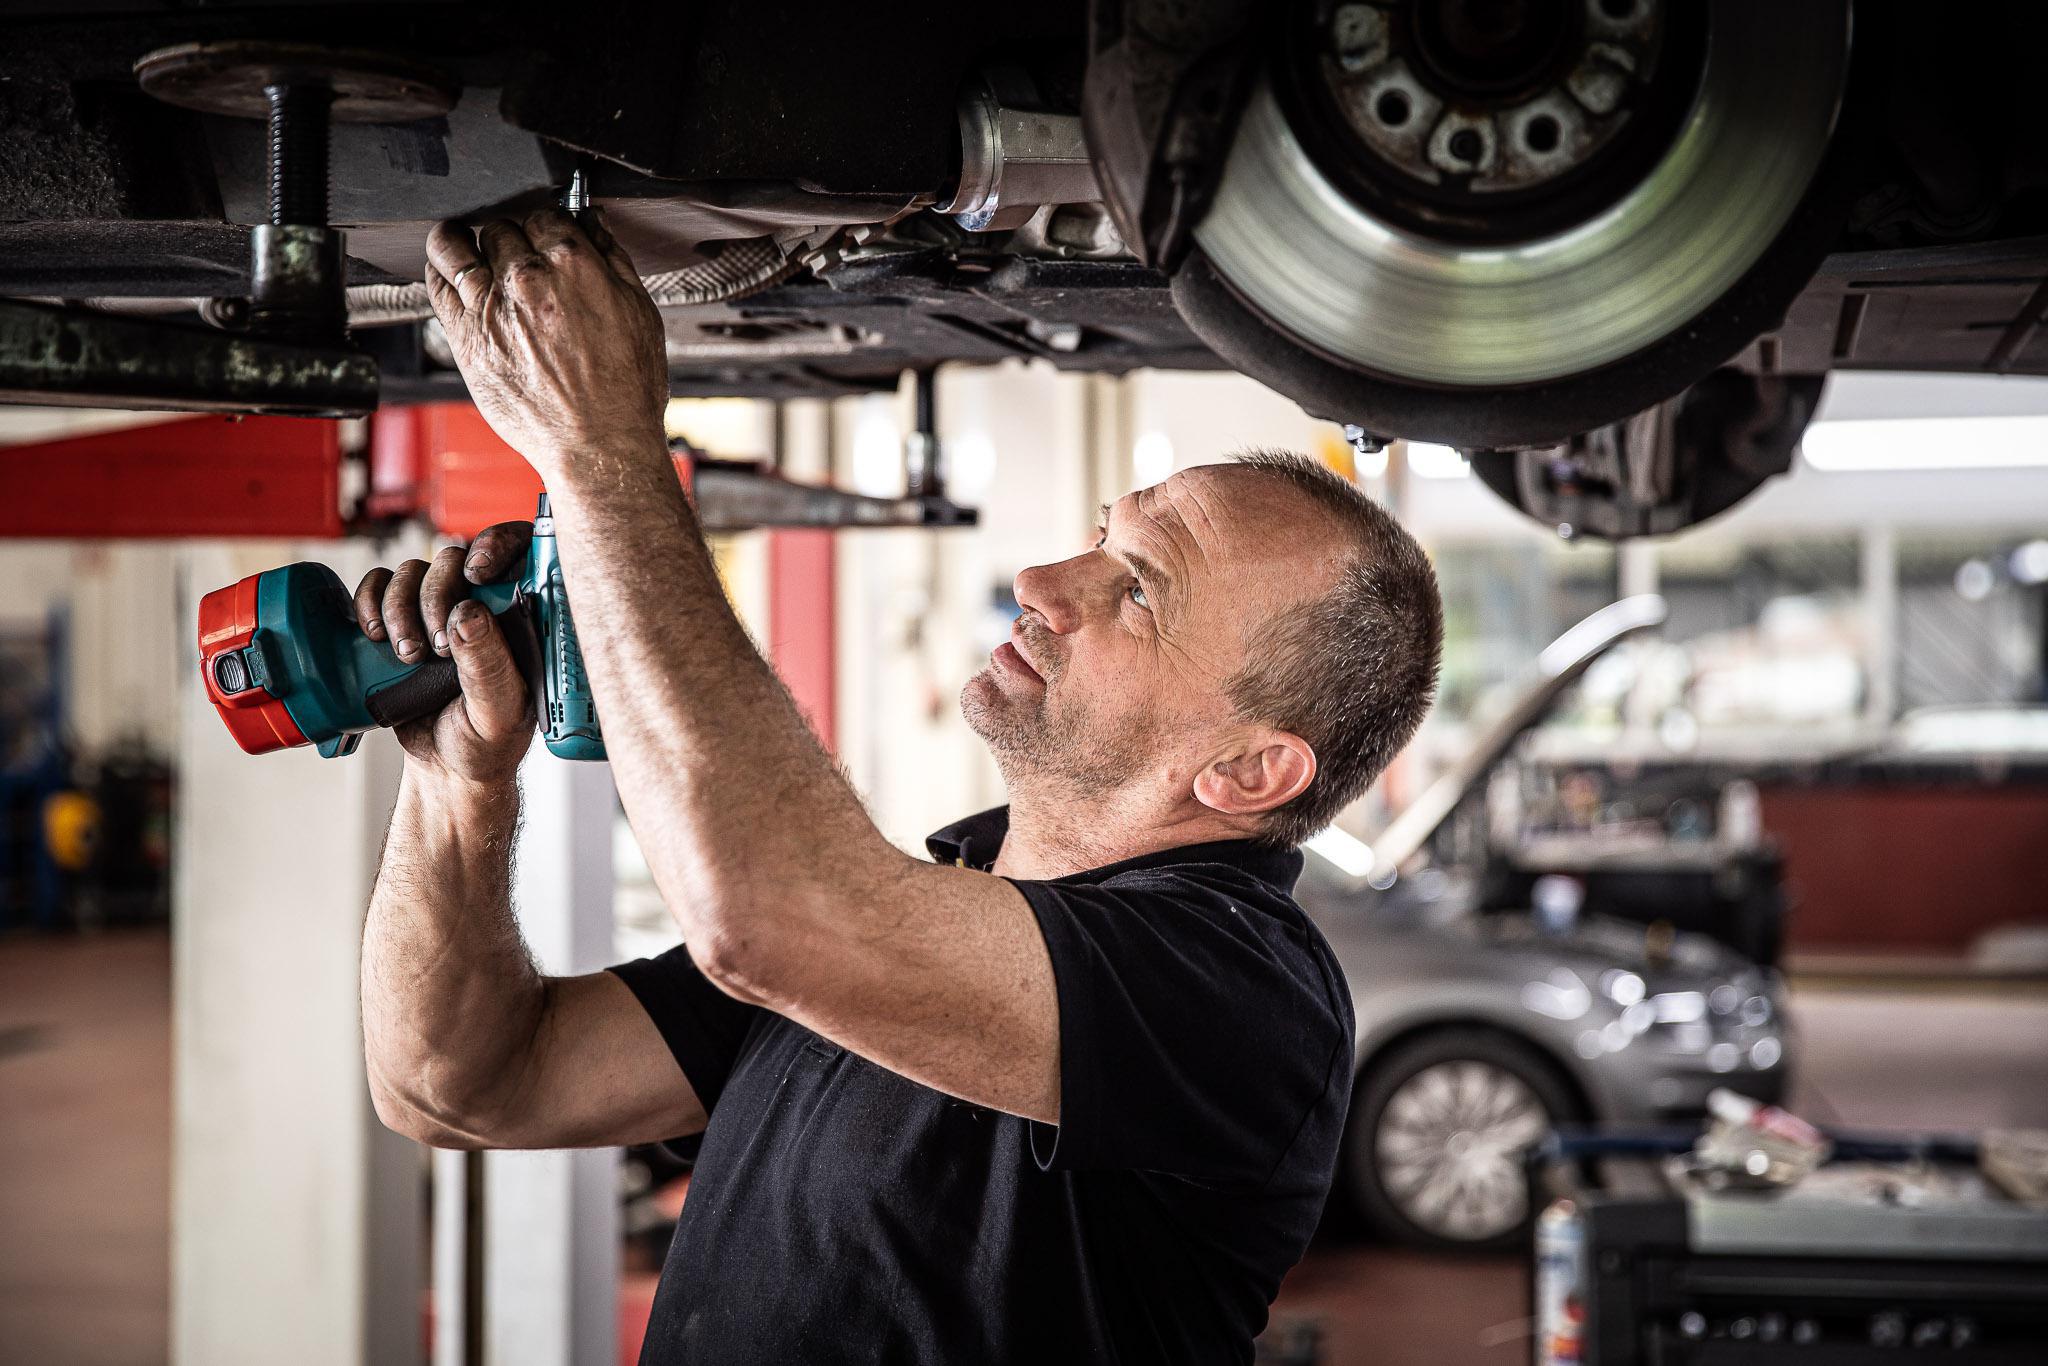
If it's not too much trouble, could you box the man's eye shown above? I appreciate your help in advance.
[1128,583,1150,610]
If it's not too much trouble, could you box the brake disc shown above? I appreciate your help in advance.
[1192,1,1851,388]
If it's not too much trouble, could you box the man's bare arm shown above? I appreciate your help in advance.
[357,552,704,1150]
[425,212,1063,1125]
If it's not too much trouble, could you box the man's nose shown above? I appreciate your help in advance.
[1013,555,1092,635]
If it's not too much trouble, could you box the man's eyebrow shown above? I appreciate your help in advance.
[1096,499,1175,599]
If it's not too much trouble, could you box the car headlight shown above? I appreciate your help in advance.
[1572,978,1783,1065]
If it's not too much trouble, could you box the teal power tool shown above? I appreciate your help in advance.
[198,494,603,760]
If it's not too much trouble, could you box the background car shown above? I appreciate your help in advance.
[1296,596,1790,1251]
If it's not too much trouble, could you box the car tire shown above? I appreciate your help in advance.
[1344,1028,1585,1254]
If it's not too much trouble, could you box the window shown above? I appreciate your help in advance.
[1894,531,2047,713]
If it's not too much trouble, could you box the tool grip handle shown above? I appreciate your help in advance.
[362,654,462,730]
[358,592,541,732]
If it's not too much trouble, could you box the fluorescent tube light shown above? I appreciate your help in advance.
[1802,416,2048,471]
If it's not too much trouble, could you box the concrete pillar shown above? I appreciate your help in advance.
[172,539,423,1366]
[461,746,619,1366]
[1861,524,1899,728]
[1081,372,1135,528]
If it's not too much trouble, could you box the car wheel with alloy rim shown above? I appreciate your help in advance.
[1346,1027,1584,1251]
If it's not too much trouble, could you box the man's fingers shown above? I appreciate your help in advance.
[464,520,534,584]
[583,210,641,286]
[523,207,591,260]
[479,217,555,302]
[419,546,471,657]
[424,268,459,327]
[353,567,394,641]
[381,558,431,662]
[446,601,531,743]
[426,220,491,310]
[476,218,539,270]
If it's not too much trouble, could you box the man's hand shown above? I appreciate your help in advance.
[352,521,537,787]
[424,210,669,471]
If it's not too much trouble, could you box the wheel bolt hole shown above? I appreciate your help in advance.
[1524,114,1560,153]
[1448,128,1484,163]
[1375,90,1412,128]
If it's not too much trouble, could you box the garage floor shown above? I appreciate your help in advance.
[2,930,2044,1366]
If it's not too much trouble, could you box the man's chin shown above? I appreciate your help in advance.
[959,669,1003,735]
[960,671,1036,749]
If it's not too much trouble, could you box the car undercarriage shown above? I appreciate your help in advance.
[4,0,2047,535]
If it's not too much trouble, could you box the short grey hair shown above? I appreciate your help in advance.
[1224,450,1443,847]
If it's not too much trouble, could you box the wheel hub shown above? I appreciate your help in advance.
[1193,1,1850,387]
[1315,0,1675,217]
[1414,0,1571,95]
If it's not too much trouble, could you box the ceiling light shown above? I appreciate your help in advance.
[1801,415,2048,471]
[1406,442,1471,479]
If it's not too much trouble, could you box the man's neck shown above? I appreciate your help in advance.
[990,788,1256,881]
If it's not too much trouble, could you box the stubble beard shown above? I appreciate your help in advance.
[961,654,1153,801]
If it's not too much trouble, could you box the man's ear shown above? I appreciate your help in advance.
[1192,730,1317,819]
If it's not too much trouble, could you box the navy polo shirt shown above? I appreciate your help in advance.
[608,806,1354,1364]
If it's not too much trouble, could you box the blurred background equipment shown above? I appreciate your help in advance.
[1531,1118,2048,1364]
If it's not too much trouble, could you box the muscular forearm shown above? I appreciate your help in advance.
[413,210,913,1008]
[542,444,903,985]
[362,767,547,1137]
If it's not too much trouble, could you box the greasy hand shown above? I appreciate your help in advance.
[352,521,538,786]
[425,209,669,474]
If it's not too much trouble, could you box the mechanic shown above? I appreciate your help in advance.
[358,207,1443,1364]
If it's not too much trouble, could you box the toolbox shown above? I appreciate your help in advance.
[1529,1129,2048,1365]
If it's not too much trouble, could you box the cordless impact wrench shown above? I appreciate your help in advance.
[198,492,603,761]
[201,175,610,762]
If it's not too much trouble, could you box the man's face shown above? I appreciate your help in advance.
[961,465,1341,801]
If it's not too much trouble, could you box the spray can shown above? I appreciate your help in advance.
[1535,1198,1585,1366]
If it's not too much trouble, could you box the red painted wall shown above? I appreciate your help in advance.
[766,529,836,752]
[1761,785,2048,952]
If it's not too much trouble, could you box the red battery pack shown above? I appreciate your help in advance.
[197,573,308,755]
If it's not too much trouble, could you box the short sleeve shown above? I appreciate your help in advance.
[1013,870,1350,1188]
[608,943,767,1114]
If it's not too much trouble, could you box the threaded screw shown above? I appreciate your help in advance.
[264,83,334,226]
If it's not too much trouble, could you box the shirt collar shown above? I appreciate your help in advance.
[925,805,1304,891]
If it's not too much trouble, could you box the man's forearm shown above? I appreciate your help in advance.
[541,443,902,982]
[362,768,547,1135]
